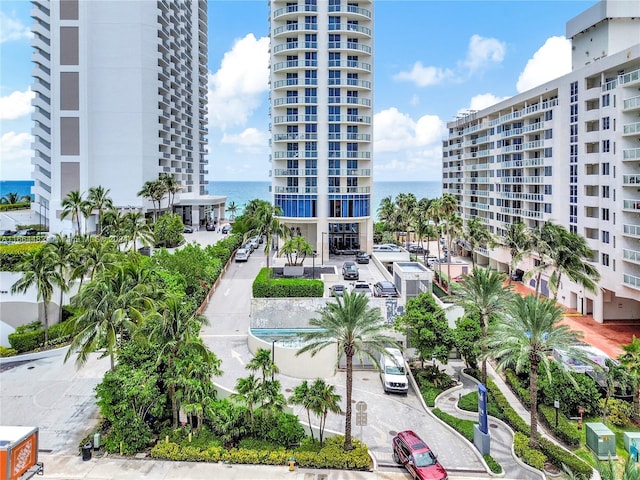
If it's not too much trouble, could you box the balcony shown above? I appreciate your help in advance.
[327,60,371,71]
[619,68,640,88]
[273,4,316,19]
[623,249,640,265]
[327,23,372,37]
[272,133,317,142]
[499,176,544,184]
[273,96,317,107]
[623,148,640,161]
[623,175,640,186]
[327,78,371,89]
[624,224,640,238]
[328,186,371,194]
[623,95,640,112]
[327,96,371,106]
[327,151,371,159]
[273,151,318,159]
[273,186,318,194]
[328,4,372,18]
[623,122,640,136]
[273,41,317,54]
[327,133,371,141]
[327,42,372,54]
[623,273,640,291]
[327,168,371,176]
[327,115,372,124]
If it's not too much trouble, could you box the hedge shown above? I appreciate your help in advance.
[539,404,581,447]
[486,378,530,435]
[151,436,371,470]
[539,437,593,479]
[8,320,72,353]
[513,432,546,470]
[505,369,531,408]
[252,268,324,298]
[0,243,44,271]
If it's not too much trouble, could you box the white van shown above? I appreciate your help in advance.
[379,347,409,394]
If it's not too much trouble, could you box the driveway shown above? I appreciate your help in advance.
[200,247,488,476]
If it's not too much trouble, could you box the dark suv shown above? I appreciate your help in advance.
[392,430,448,480]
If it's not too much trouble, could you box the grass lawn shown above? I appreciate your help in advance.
[458,391,505,420]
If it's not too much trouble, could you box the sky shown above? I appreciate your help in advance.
[0,0,597,182]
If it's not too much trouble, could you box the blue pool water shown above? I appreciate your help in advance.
[250,328,325,348]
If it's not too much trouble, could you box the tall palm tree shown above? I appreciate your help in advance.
[149,296,211,428]
[226,201,239,221]
[485,294,585,448]
[74,236,119,284]
[411,197,433,256]
[525,224,554,297]
[619,336,640,417]
[289,380,317,443]
[395,193,417,242]
[377,195,396,231]
[464,216,493,268]
[250,203,289,282]
[61,190,87,235]
[232,374,263,428]
[444,213,463,292]
[47,234,76,323]
[121,211,155,252]
[87,186,114,236]
[160,174,182,210]
[502,221,530,283]
[67,261,152,370]
[296,291,400,451]
[427,198,444,277]
[137,180,165,220]
[452,267,513,386]
[11,247,61,345]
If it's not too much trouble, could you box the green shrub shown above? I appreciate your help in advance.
[599,398,634,427]
[486,378,530,435]
[0,243,44,271]
[513,432,546,470]
[252,410,305,448]
[0,346,17,357]
[431,408,474,442]
[505,369,531,408]
[483,454,503,474]
[252,268,324,298]
[539,437,592,479]
[419,385,443,407]
[539,404,581,447]
[457,391,504,420]
[8,329,44,353]
[102,412,152,455]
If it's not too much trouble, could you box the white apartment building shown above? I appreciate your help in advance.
[269,0,374,259]
[30,0,225,233]
[442,0,640,323]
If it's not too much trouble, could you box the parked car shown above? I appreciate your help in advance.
[407,243,425,254]
[234,248,249,262]
[243,242,254,253]
[342,261,359,280]
[355,251,370,264]
[206,223,216,231]
[373,244,401,252]
[380,347,409,394]
[351,282,372,297]
[221,224,231,234]
[249,236,260,250]
[373,281,399,298]
[1,230,16,236]
[183,225,194,234]
[329,284,346,297]
[392,430,448,480]
[15,229,38,236]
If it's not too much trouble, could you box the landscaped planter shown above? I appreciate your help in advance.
[283,265,304,277]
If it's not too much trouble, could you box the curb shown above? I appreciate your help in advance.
[0,344,70,365]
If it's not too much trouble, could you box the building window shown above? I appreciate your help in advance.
[602,208,609,221]
[602,231,610,244]
[602,185,610,198]
[602,162,610,175]
[602,117,610,130]
[544,203,552,214]
[602,139,610,153]
[602,253,609,266]
[602,94,610,107]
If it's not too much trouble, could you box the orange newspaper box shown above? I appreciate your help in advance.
[0,427,43,480]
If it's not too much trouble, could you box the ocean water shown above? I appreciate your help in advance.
[0,180,34,199]
[0,180,442,220]
[208,181,442,219]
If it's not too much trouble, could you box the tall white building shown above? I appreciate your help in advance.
[442,0,640,323]
[30,0,225,232]
[269,0,374,259]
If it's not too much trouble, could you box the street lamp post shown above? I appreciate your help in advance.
[271,340,277,381]
[312,252,316,279]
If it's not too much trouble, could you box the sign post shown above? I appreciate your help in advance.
[473,384,491,455]
[355,401,367,440]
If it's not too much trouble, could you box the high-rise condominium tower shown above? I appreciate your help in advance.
[269,0,374,259]
[442,0,640,322]
[30,0,224,232]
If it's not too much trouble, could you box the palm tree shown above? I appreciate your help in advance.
[61,190,87,235]
[149,296,211,427]
[427,198,444,279]
[289,380,317,443]
[226,201,239,221]
[452,267,514,386]
[464,217,493,268]
[377,195,396,232]
[249,203,290,282]
[411,197,433,256]
[121,211,155,252]
[246,348,279,383]
[278,235,314,266]
[47,234,76,323]
[74,236,119,283]
[485,294,585,448]
[160,174,182,210]
[503,221,530,283]
[67,261,152,370]
[138,180,165,220]
[395,193,417,242]
[232,374,263,428]
[11,247,61,345]
[311,378,342,445]
[296,291,400,451]
[619,336,640,418]
[0,192,31,205]
[87,186,114,236]
[444,213,463,292]
[525,224,554,297]
[546,226,600,300]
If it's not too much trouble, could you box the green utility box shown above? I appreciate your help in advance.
[585,423,617,460]
[624,432,640,452]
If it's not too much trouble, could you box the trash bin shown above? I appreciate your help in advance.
[82,443,92,461]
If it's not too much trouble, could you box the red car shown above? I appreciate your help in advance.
[392,430,448,480]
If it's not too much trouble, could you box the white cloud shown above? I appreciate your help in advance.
[208,34,269,130]
[0,89,34,120]
[0,132,33,180]
[0,11,32,43]
[456,93,511,115]
[221,127,269,154]
[516,36,571,93]
[409,95,420,107]
[461,34,506,73]
[393,62,453,87]
[373,108,447,180]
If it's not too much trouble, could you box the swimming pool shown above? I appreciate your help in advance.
[249,328,325,348]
